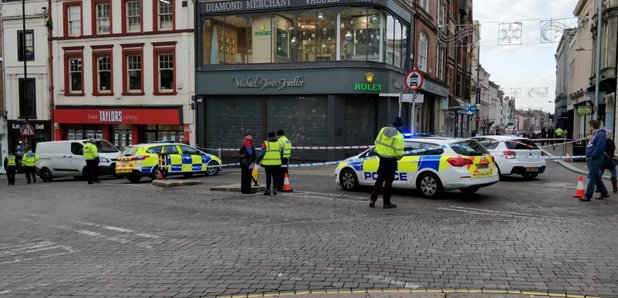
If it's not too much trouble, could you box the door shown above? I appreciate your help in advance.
[69,142,86,175]
[178,145,203,173]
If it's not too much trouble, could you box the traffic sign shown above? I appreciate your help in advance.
[404,69,425,92]
[20,123,36,136]
[401,93,424,103]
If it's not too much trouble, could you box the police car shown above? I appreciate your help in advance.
[115,143,222,183]
[335,137,499,198]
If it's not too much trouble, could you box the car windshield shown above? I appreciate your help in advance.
[120,147,139,156]
[450,140,488,156]
[505,139,539,150]
[95,140,120,153]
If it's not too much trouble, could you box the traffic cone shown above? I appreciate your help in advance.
[573,176,585,198]
[565,150,572,162]
[155,169,165,180]
[281,172,293,192]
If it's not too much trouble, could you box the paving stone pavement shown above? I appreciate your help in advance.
[0,162,616,297]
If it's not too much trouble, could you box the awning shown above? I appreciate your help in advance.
[448,97,467,110]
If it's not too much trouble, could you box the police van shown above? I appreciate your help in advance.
[335,137,499,198]
[36,139,121,182]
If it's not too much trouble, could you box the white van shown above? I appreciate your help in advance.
[36,140,120,182]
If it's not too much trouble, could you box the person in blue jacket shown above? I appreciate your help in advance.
[582,120,609,201]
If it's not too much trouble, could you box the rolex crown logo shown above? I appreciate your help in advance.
[365,72,374,83]
[260,24,266,31]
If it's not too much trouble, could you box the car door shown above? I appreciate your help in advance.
[69,142,86,175]
[162,145,181,173]
[360,148,380,185]
[395,142,424,188]
[178,145,202,173]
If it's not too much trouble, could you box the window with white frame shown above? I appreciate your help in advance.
[126,1,141,32]
[418,32,428,72]
[97,56,112,93]
[67,5,81,36]
[158,0,173,30]
[158,53,174,92]
[127,55,142,92]
[69,57,82,93]
[421,0,429,13]
[96,3,111,34]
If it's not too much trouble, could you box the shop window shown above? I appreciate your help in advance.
[339,8,382,62]
[18,78,36,119]
[122,44,144,95]
[17,30,34,61]
[202,16,250,64]
[64,2,82,37]
[399,24,407,69]
[64,47,84,96]
[124,0,142,33]
[93,51,113,95]
[156,0,174,31]
[153,42,176,95]
[94,1,111,35]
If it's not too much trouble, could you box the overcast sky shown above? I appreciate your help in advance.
[473,0,579,112]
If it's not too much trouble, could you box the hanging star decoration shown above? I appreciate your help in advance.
[498,22,522,46]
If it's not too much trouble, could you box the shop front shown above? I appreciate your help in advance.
[196,0,413,160]
[53,106,186,150]
[7,119,52,156]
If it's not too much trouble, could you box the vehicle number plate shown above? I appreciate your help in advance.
[477,163,489,169]
[526,167,538,172]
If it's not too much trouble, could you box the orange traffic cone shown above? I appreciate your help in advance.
[281,172,293,192]
[155,169,165,180]
[565,150,572,162]
[573,176,585,199]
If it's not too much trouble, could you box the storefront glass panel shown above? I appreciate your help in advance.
[201,7,407,67]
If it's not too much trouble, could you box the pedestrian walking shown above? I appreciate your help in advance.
[541,128,547,146]
[257,131,283,196]
[239,133,256,194]
[4,152,17,185]
[276,129,292,191]
[581,120,609,201]
[21,148,38,184]
[602,129,617,193]
[83,139,100,184]
[370,117,405,209]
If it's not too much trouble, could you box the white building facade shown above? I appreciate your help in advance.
[50,0,195,148]
[1,0,52,157]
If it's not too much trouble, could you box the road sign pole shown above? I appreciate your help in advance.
[411,92,416,133]
[398,91,402,117]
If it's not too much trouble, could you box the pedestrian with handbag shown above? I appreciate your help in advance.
[239,133,256,194]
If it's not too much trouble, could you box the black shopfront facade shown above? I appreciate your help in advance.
[196,0,414,161]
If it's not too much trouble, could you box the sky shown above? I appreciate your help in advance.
[473,0,579,112]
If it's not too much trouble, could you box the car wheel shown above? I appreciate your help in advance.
[459,186,480,194]
[205,161,220,176]
[39,168,53,182]
[522,172,538,180]
[339,168,359,191]
[127,174,142,183]
[416,172,444,198]
[150,166,165,180]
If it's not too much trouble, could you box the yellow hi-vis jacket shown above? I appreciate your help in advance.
[261,140,283,166]
[278,135,292,159]
[6,155,17,167]
[83,143,99,160]
[374,127,405,159]
[22,151,38,167]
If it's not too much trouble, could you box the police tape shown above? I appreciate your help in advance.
[537,138,586,148]
[200,145,372,152]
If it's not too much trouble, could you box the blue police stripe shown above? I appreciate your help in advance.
[181,154,192,164]
[142,166,153,174]
[171,165,183,172]
[201,155,211,163]
[192,164,202,171]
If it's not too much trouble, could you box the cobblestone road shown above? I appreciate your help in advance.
[0,162,616,297]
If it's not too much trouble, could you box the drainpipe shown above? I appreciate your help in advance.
[47,0,55,140]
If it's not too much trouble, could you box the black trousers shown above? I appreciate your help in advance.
[6,166,16,185]
[278,157,289,190]
[86,159,100,183]
[264,165,280,192]
[24,166,36,183]
[241,165,253,193]
[370,157,398,204]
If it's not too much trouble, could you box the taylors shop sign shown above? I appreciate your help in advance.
[54,108,182,125]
